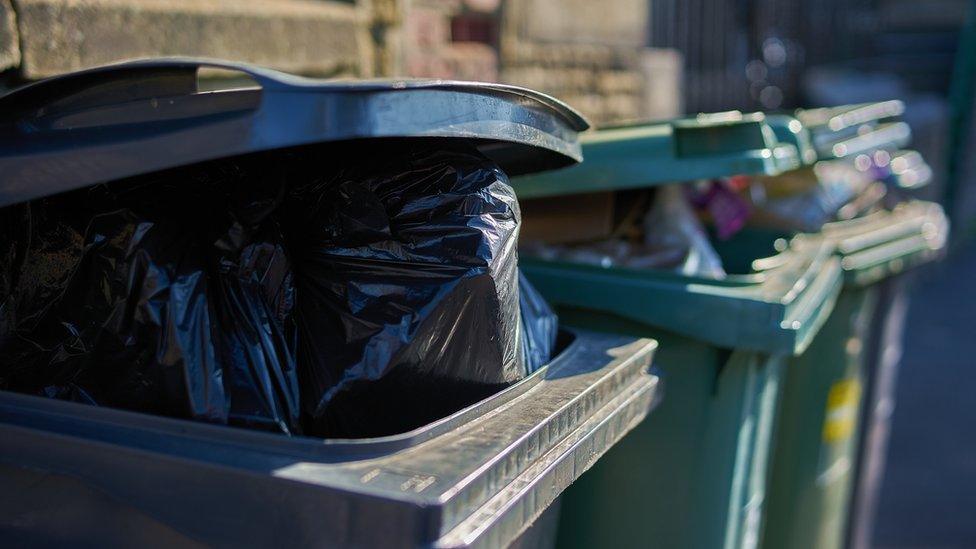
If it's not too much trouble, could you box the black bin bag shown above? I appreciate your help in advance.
[282,140,532,437]
[0,165,303,434]
[519,271,558,375]
[0,58,589,442]
[0,140,557,438]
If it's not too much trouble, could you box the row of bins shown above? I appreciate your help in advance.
[0,59,949,548]
[513,100,947,549]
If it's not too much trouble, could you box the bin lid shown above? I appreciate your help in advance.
[798,200,949,288]
[0,57,589,208]
[511,111,800,199]
[795,101,909,160]
[795,100,904,132]
[884,150,933,189]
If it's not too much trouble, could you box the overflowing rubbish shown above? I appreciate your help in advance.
[0,140,557,438]
[522,184,727,278]
[745,161,875,232]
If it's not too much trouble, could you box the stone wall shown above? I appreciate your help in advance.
[0,0,683,124]
[497,0,681,124]
[0,0,374,79]
[381,0,683,124]
[0,0,19,72]
[392,0,498,81]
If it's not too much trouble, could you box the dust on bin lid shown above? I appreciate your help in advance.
[0,57,589,208]
[511,111,800,199]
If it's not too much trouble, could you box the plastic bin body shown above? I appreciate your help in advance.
[512,113,836,549]
[520,233,841,549]
[762,288,875,549]
[554,327,785,549]
[510,104,946,549]
[761,202,948,549]
[759,103,945,549]
[846,273,912,549]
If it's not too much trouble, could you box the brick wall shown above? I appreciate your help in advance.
[0,0,683,124]
[0,0,19,72]
[0,0,374,80]
[397,0,498,81]
[384,0,683,124]
[497,0,681,124]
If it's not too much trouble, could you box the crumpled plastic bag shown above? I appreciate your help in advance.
[747,161,873,232]
[518,272,558,375]
[0,165,302,434]
[643,184,726,278]
[0,140,557,438]
[280,142,528,436]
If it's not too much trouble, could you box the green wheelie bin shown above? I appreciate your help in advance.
[757,104,949,549]
[511,113,844,549]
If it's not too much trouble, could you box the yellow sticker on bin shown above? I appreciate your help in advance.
[822,378,862,443]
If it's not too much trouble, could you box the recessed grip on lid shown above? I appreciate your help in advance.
[0,58,288,124]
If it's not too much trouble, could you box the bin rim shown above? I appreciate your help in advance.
[0,328,659,548]
[521,234,843,356]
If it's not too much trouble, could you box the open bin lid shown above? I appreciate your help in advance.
[796,100,904,133]
[794,200,949,288]
[511,111,800,199]
[883,150,933,189]
[818,121,912,160]
[0,57,589,208]
[795,101,909,161]
[795,100,904,131]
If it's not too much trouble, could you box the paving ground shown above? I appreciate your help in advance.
[873,236,976,548]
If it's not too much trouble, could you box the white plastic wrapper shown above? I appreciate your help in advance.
[751,160,873,232]
[521,184,727,279]
[642,184,726,278]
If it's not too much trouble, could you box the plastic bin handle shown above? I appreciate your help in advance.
[0,58,303,121]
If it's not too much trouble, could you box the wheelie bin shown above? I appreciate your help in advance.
[758,104,949,549]
[844,143,942,549]
[511,112,843,549]
[0,59,664,548]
